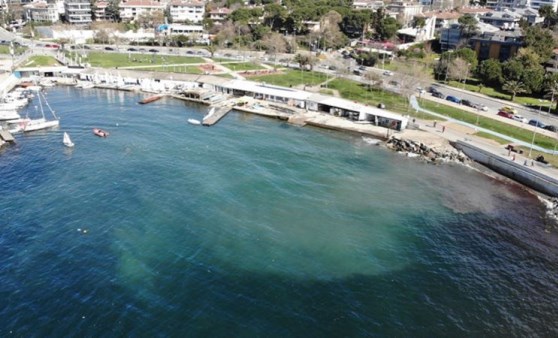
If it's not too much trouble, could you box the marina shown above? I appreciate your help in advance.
[1,86,557,336]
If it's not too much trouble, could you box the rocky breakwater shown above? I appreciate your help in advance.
[387,136,468,164]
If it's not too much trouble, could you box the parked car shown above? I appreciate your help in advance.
[461,99,473,107]
[497,111,514,119]
[105,47,115,51]
[528,119,546,128]
[358,65,366,71]
[544,125,557,132]
[446,95,461,104]
[432,91,444,98]
[511,114,528,123]
[500,106,517,114]
[383,70,393,76]
[148,49,159,53]
[328,65,337,70]
[127,48,137,52]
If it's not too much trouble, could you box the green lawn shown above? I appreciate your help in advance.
[137,65,203,74]
[327,78,437,120]
[421,100,557,149]
[220,62,265,71]
[23,55,60,67]
[249,69,329,87]
[83,52,204,68]
[446,79,553,109]
[0,45,26,54]
[474,131,509,144]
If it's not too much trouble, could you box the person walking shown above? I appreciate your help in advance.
[442,126,446,133]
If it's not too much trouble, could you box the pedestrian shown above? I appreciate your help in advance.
[442,126,446,133]
[512,154,516,161]
[433,121,437,128]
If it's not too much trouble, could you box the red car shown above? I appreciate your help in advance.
[497,111,514,119]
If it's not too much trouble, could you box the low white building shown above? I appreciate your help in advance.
[119,0,166,22]
[24,1,59,23]
[353,0,384,10]
[169,0,205,23]
[386,1,423,26]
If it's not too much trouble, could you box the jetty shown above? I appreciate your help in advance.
[139,95,163,104]
[202,106,232,126]
[0,130,15,143]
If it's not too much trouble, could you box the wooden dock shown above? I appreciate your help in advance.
[202,106,232,126]
[0,130,15,142]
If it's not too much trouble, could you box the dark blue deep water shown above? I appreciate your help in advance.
[1,87,557,337]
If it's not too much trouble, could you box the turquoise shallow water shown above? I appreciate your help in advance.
[1,87,558,336]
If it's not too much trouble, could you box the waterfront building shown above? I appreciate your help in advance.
[530,0,558,11]
[64,0,92,24]
[168,0,205,23]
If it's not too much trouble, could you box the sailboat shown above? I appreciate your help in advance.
[63,132,74,147]
[22,90,60,132]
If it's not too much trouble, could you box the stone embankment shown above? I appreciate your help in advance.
[387,136,468,164]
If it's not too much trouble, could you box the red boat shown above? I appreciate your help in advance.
[139,95,162,104]
[93,128,109,137]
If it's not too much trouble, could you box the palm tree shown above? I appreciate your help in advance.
[502,80,527,101]
[458,14,478,44]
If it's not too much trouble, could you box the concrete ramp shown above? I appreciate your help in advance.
[0,130,15,142]
[202,106,232,126]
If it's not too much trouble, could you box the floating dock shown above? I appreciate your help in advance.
[139,95,163,104]
[0,130,15,143]
[202,106,232,126]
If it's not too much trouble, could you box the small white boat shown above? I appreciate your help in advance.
[63,132,74,147]
[81,83,95,89]
[362,137,381,145]
[188,118,201,125]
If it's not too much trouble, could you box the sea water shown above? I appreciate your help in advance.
[0,87,557,336]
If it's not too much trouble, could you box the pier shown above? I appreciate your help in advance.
[202,106,232,126]
[0,130,15,143]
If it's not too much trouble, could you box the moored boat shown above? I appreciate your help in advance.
[139,95,162,104]
[187,118,201,125]
[93,128,109,137]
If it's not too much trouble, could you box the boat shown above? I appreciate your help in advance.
[187,118,201,125]
[93,128,109,137]
[21,91,60,132]
[81,82,95,89]
[63,132,74,147]
[139,95,162,104]
[0,110,21,121]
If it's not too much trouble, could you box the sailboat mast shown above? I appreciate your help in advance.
[38,90,45,119]
[41,91,59,120]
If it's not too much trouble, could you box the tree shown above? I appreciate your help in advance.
[319,10,345,51]
[502,59,524,82]
[447,57,470,83]
[539,4,557,28]
[544,73,558,112]
[523,25,556,62]
[477,59,502,85]
[458,14,478,42]
[363,70,382,91]
[262,32,287,62]
[293,53,317,71]
[502,80,527,101]
[412,16,426,28]
[205,44,217,58]
[393,61,430,109]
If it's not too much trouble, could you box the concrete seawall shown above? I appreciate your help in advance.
[453,140,558,197]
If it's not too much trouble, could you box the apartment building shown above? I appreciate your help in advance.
[119,0,166,21]
[168,0,205,23]
[24,0,59,22]
[64,0,92,24]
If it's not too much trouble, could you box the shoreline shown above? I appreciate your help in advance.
[4,72,558,204]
